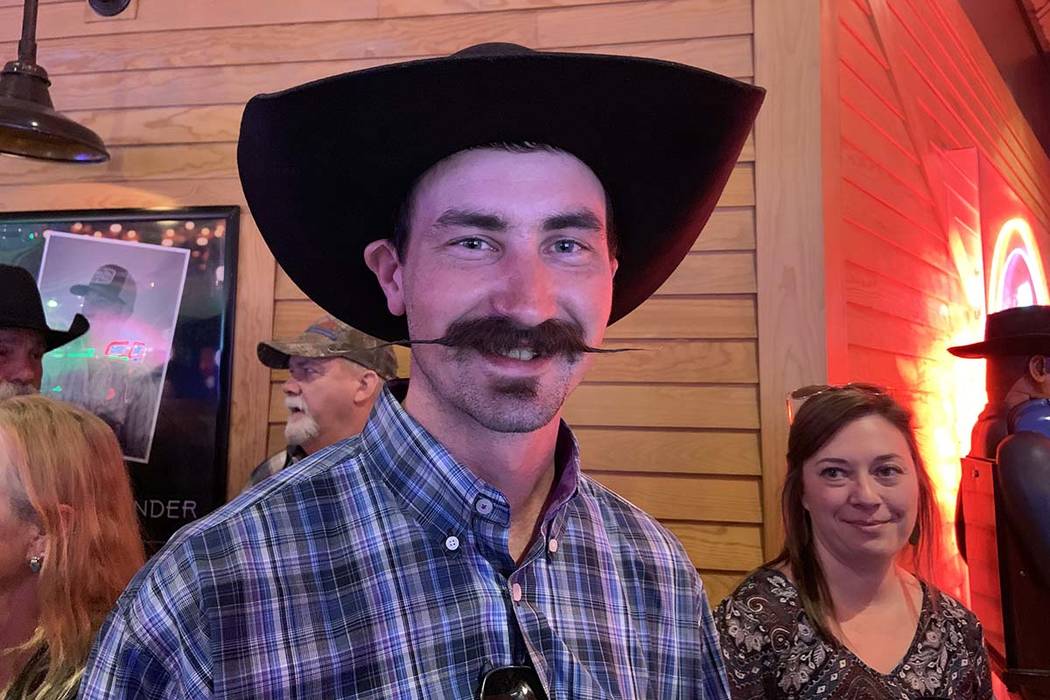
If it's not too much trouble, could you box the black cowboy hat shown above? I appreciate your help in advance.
[0,264,89,351]
[948,305,1050,358]
[238,43,764,341]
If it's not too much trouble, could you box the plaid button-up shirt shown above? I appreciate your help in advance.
[80,387,730,699]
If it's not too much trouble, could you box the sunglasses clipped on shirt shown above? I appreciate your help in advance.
[477,665,548,700]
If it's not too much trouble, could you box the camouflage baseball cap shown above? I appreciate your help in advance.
[257,315,398,379]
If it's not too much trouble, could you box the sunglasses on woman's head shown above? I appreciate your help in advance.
[786,382,887,423]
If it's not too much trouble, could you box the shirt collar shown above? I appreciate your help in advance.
[360,382,581,548]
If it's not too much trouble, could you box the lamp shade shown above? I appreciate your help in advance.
[0,59,109,162]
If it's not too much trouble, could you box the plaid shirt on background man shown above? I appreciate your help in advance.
[79,387,730,699]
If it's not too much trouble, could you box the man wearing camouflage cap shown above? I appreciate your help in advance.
[246,315,398,487]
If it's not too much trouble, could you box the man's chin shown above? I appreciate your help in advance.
[469,409,559,434]
[465,386,566,433]
[489,377,540,400]
[284,417,320,447]
[410,352,577,433]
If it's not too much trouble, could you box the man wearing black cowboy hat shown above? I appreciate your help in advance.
[0,264,88,399]
[82,43,762,699]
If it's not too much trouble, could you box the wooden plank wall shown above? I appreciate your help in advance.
[826,0,1050,609]
[0,0,766,603]
[753,0,826,556]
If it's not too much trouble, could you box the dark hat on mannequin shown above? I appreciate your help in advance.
[0,264,89,351]
[948,305,1050,358]
[238,42,765,341]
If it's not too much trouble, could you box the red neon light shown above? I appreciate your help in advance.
[103,340,147,363]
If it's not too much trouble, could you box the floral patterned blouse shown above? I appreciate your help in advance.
[715,568,993,699]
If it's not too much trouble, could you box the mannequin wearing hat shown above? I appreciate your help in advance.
[949,306,1050,559]
[81,44,763,699]
[0,265,89,399]
[948,306,1050,458]
[951,305,1050,698]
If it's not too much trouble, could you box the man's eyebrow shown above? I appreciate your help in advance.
[543,209,603,232]
[434,209,507,232]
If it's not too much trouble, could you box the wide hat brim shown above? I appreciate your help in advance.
[238,45,764,341]
[17,313,91,352]
[44,313,90,351]
[948,334,1050,358]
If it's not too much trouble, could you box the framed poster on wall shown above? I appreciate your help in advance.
[0,207,238,551]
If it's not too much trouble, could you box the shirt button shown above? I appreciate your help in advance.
[444,535,460,551]
[475,498,494,516]
[548,538,558,553]
[511,582,523,602]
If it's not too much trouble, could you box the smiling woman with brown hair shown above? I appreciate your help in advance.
[715,384,992,699]
[0,395,144,700]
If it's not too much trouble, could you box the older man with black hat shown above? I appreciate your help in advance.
[0,264,88,399]
[246,315,398,488]
[82,43,763,699]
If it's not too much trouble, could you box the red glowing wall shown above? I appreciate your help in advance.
[823,0,1050,621]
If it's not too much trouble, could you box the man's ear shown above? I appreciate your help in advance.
[1029,355,1049,382]
[353,371,382,405]
[363,239,405,316]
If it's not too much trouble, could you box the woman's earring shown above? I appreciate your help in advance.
[28,555,43,573]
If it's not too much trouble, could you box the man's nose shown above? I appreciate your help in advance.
[489,252,558,326]
[8,354,40,385]
[282,376,301,395]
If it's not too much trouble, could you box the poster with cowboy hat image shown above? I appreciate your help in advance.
[0,206,239,554]
[37,231,189,463]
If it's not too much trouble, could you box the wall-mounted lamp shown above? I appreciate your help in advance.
[88,0,133,17]
[0,0,119,162]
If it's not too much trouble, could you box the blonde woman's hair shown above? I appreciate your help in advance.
[0,395,144,699]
